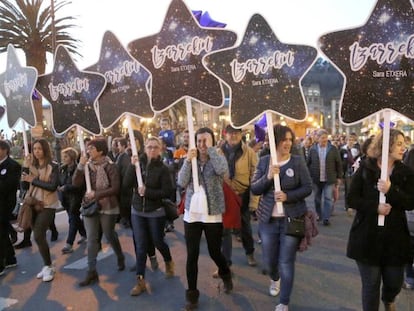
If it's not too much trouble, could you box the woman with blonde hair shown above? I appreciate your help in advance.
[347,129,414,310]
[59,147,86,254]
[124,136,175,296]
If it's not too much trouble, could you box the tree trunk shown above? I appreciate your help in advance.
[26,46,46,137]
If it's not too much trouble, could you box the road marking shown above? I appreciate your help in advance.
[63,247,114,270]
[0,298,18,310]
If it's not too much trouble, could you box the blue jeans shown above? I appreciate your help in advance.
[259,218,300,305]
[313,182,334,221]
[357,261,404,311]
[131,214,172,277]
[66,209,86,245]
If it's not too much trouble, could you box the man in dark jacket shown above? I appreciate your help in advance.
[0,140,21,275]
[307,129,343,226]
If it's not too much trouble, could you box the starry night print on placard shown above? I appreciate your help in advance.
[319,0,414,124]
[203,14,317,128]
[127,0,237,112]
[86,31,153,129]
[0,44,37,128]
[36,45,106,135]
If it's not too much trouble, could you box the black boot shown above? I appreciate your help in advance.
[220,272,233,294]
[14,229,32,249]
[79,270,99,287]
[184,289,199,311]
[50,226,58,242]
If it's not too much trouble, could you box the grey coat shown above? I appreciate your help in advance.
[177,147,228,215]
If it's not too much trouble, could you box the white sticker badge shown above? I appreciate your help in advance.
[286,168,294,177]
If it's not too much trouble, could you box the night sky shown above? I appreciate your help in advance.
[36,45,106,135]
[0,45,37,128]
[86,31,153,129]
[319,0,414,124]
[127,0,237,112]
[204,14,317,127]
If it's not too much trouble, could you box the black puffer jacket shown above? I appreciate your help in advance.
[347,157,414,265]
[124,154,173,213]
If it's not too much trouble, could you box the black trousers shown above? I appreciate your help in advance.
[184,221,230,290]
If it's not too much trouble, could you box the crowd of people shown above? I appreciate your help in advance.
[1,121,414,311]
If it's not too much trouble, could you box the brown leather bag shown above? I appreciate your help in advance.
[16,196,44,232]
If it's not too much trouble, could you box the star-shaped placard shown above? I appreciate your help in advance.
[0,44,37,128]
[319,0,414,124]
[86,31,153,129]
[203,14,317,128]
[36,45,106,135]
[127,0,237,112]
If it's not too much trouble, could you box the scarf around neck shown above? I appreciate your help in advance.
[89,157,110,190]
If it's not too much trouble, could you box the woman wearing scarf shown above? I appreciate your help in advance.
[21,138,60,282]
[73,138,125,286]
[124,136,175,296]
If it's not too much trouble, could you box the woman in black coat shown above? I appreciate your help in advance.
[347,129,414,311]
[59,147,86,254]
[124,137,175,296]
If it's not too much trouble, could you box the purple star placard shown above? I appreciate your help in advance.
[0,44,37,128]
[36,45,106,135]
[203,14,317,128]
[319,0,414,124]
[86,31,153,129]
[127,0,237,112]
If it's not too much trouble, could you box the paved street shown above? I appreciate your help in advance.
[1,192,414,311]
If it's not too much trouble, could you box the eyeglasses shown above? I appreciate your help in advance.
[146,145,160,150]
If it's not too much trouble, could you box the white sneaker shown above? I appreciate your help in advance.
[269,279,280,296]
[42,266,55,282]
[275,304,289,311]
[36,266,48,279]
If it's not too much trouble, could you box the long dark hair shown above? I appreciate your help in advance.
[273,124,295,151]
[32,138,53,167]
[195,127,216,146]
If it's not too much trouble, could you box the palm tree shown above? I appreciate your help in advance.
[0,0,80,135]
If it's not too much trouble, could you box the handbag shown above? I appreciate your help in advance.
[22,196,45,213]
[16,200,34,232]
[189,186,208,214]
[286,216,305,238]
[161,199,179,221]
[80,201,100,217]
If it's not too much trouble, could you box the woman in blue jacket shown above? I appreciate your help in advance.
[251,124,312,311]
